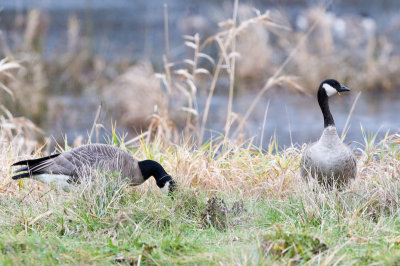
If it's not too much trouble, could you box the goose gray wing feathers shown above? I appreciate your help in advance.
[300,127,357,187]
[13,144,144,184]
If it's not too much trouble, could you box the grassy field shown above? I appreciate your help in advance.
[0,132,399,265]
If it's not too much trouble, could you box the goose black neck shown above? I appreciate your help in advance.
[317,88,335,128]
[138,160,172,188]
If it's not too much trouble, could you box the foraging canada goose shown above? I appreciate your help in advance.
[300,79,357,188]
[11,144,177,193]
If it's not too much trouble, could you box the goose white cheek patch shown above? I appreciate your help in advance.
[323,83,337,97]
[160,181,170,195]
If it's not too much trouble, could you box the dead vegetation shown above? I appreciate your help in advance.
[200,196,247,230]
[104,62,166,128]
[0,58,41,153]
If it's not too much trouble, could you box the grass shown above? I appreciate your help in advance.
[0,132,399,264]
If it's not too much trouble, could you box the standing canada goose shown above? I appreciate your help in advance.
[11,144,177,193]
[300,79,357,188]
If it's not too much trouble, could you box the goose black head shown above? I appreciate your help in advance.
[317,79,351,128]
[319,79,350,97]
[164,179,177,195]
[156,174,177,195]
[138,160,177,196]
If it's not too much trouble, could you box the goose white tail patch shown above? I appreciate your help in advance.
[322,83,337,97]
[33,174,72,191]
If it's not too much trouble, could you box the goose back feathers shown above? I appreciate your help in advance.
[12,144,176,193]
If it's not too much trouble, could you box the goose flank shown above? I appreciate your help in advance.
[300,79,357,188]
[11,144,177,193]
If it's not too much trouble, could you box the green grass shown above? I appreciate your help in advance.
[1,192,400,265]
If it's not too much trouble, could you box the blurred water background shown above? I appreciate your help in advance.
[1,0,399,148]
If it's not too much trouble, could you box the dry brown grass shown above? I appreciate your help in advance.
[152,2,297,145]
[103,62,166,128]
[0,58,44,196]
[0,58,42,151]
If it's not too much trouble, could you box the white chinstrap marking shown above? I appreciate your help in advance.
[322,83,337,97]
[33,174,72,191]
[160,180,172,195]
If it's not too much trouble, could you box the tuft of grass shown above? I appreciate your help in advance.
[261,227,329,263]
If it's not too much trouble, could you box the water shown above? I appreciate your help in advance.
[200,90,400,147]
[2,0,400,61]
[2,0,221,61]
[45,90,400,148]
[1,0,400,148]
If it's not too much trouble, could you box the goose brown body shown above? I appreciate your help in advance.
[300,126,357,187]
[11,144,176,192]
[300,79,357,188]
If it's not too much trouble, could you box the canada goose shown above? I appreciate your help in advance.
[300,79,357,188]
[11,144,177,193]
